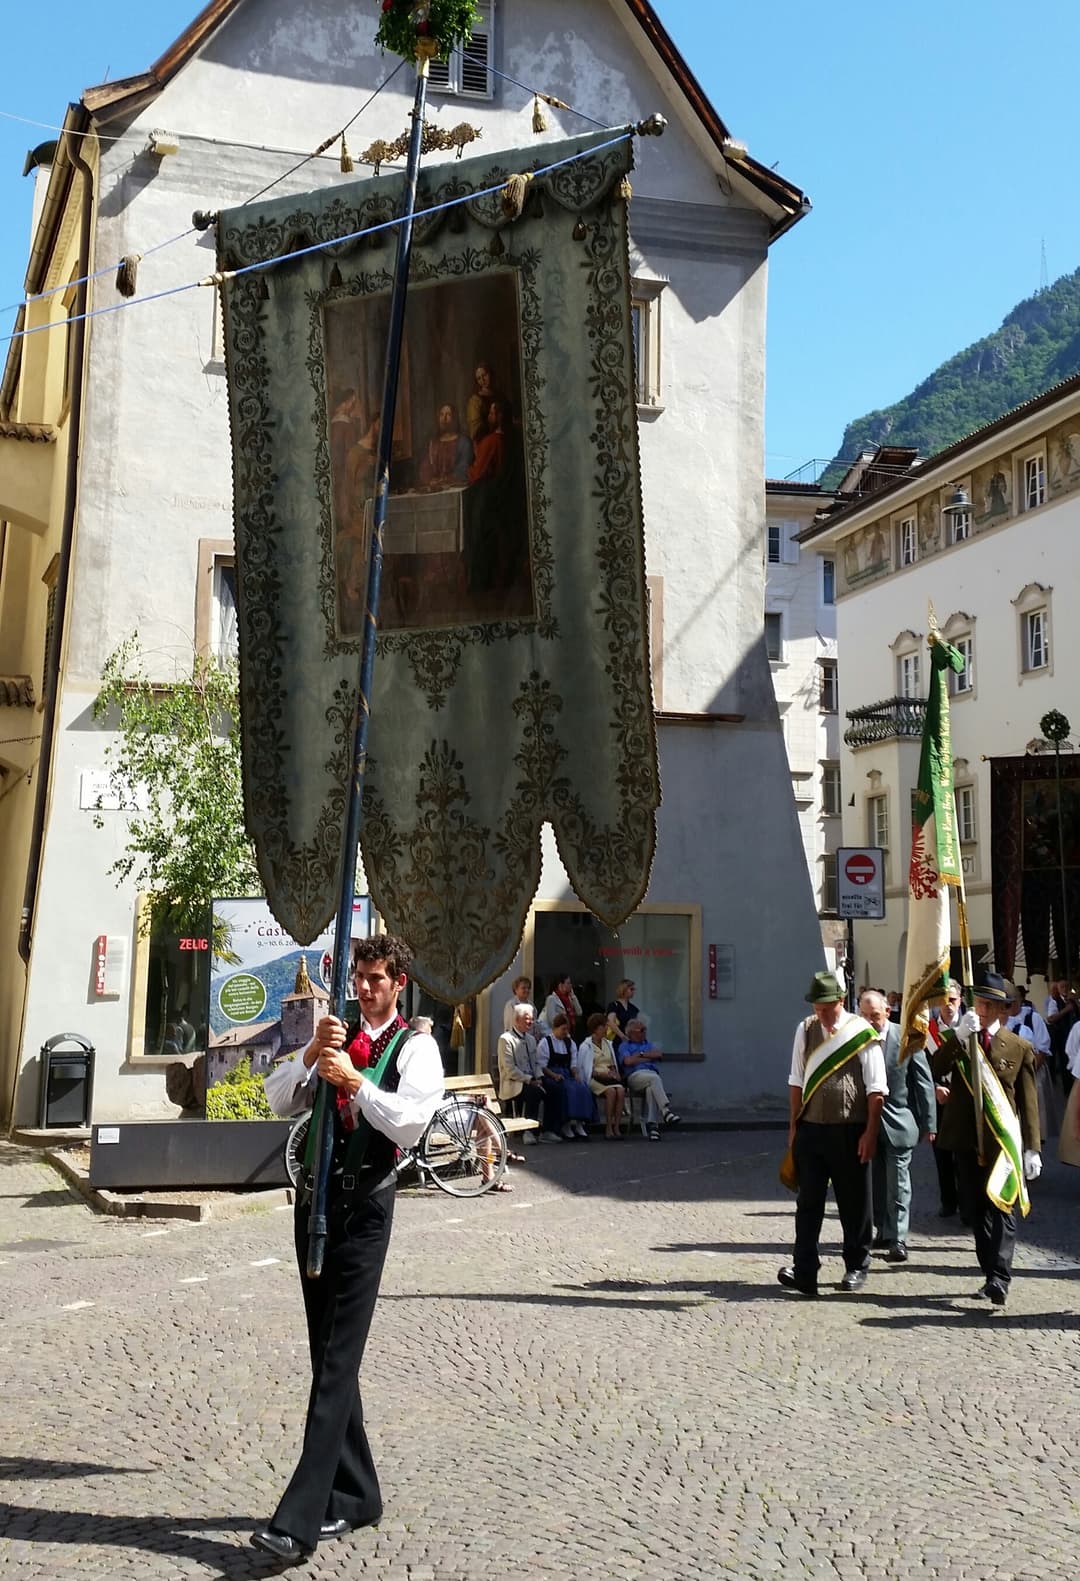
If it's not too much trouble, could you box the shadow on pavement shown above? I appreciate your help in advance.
[858,1309,1080,1331]
[0,1456,155,1480]
[0,1502,272,1580]
[383,1288,706,1310]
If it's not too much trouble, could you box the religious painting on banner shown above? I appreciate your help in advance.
[326,273,533,633]
[217,130,660,1001]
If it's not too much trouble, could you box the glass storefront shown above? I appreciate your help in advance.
[142,915,212,1056]
[531,907,695,1054]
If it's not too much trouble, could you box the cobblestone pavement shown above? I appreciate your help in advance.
[2,1129,1080,1581]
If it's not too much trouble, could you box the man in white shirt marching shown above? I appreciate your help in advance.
[253,935,443,1563]
[778,971,887,1297]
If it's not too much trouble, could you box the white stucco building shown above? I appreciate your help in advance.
[800,380,1080,1002]
[1,0,824,1127]
[764,477,844,966]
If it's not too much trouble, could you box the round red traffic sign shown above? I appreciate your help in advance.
[845,852,876,886]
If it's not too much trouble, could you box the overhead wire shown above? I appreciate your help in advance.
[0,57,407,322]
[1,130,635,349]
[458,47,608,130]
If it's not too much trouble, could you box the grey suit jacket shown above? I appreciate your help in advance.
[879,1022,936,1148]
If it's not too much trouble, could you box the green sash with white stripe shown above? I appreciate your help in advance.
[801,1016,877,1108]
[953,1046,1030,1217]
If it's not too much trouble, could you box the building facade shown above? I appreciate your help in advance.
[801,378,1080,1001]
[764,478,845,967]
[1,0,823,1127]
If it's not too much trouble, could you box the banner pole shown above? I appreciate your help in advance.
[307,49,433,1280]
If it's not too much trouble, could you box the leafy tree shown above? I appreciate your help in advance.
[92,636,260,939]
[205,1054,274,1121]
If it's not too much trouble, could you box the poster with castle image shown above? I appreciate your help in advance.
[205,896,371,1119]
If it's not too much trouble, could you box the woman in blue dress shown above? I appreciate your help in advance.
[537,1011,596,1139]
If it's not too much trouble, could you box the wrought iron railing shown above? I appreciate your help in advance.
[844,696,927,749]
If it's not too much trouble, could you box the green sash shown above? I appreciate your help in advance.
[953,1046,1030,1217]
[801,1016,877,1108]
[303,1027,414,1174]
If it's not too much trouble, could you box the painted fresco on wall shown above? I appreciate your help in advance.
[1047,418,1080,497]
[917,494,941,556]
[973,457,1011,527]
[325,272,533,635]
[841,521,891,588]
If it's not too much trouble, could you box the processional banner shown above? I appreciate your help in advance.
[218,130,660,1000]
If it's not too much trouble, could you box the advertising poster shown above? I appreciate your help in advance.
[205,896,371,1119]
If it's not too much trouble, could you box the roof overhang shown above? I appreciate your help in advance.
[80,0,809,239]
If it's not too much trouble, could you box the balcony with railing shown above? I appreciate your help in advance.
[844,696,927,749]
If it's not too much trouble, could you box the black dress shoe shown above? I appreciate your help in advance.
[886,1242,909,1263]
[872,1231,888,1248]
[839,1267,868,1292]
[250,1527,313,1563]
[777,1265,818,1296]
[320,1519,350,1541]
[985,1280,1007,1307]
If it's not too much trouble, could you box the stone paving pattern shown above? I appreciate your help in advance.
[2,1129,1079,1579]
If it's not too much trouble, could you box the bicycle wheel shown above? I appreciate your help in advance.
[419,1101,508,1197]
[284,1113,310,1188]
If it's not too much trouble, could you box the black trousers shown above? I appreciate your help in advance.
[953,1149,1017,1290]
[272,1181,395,1550]
[933,1137,958,1214]
[792,1121,872,1280]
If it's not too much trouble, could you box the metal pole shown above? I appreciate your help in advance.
[1056,738,1071,984]
[846,917,855,1012]
[307,51,432,1280]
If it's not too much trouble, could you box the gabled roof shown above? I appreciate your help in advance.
[81,0,808,239]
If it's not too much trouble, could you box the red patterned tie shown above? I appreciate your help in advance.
[336,1016,406,1132]
[980,1029,991,1054]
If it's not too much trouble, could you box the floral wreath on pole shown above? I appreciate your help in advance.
[376,0,481,64]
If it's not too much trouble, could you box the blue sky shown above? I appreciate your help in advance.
[3,0,1080,472]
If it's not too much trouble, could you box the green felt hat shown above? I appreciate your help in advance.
[805,970,844,1004]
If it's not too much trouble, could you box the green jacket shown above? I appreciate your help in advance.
[930,1025,1040,1154]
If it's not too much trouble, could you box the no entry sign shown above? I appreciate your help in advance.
[837,847,885,919]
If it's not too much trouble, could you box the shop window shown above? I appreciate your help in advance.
[131,898,212,1059]
[529,904,701,1057]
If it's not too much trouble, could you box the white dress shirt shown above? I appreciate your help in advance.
[264,1014,443,1150]
[1006,1007,1051,1058]
[1066,1020,1080,1080]
[788,1012,888,1096]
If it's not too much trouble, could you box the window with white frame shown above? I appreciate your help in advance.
[766,522,782,563]
[822,762,841,818]
[820,659,838,713]
[955,784,977,845]
[1021,450,1046,511]
[765,611,783,663]
[949,633,975,695]
[212,560,239,666]
[897,650,921,698]
[822,557,835,605]
[899,516,917,566]
[427,3,495,97]
[868,793,889,850]
[1023,607,1049,672]
[821,852,838,915]
[630,278,665,408]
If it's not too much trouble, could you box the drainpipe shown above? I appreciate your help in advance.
[17,119,94,979]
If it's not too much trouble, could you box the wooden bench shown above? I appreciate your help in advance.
[441,1073,539,1135]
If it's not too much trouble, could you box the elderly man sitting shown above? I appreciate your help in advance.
[497,1005,563,1144]
[618,1019,680,1140]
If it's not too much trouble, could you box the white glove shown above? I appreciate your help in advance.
[956,1009,980,1041]
[1023,1150,1042,1182]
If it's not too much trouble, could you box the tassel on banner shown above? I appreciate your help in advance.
[532,96,548,134]
[501,172,533,221]
[618,176,633,202]
[340,135,354,174]
[115,254,142,297]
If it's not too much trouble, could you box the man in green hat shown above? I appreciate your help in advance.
[778,970,887,1296]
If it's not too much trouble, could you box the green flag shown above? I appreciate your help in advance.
[899,635,964,1061]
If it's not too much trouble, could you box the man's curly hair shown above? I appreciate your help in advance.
[352,933,413,979]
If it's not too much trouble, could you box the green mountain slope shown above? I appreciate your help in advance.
[828,268,1080,477]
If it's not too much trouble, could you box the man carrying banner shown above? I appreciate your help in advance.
[929,972,1041,1306]
[258,935,443,1562]
[778,971,887,1296]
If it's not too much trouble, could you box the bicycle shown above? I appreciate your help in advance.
[284,1092,509,1199]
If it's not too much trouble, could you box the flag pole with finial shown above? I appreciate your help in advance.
[306,2,456,1280]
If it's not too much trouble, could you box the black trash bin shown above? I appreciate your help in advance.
[38,1035,95,1128]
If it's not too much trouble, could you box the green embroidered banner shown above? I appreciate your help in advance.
[218,130,660,1001]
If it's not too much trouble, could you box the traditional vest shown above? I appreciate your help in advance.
[800,1014,869,1125]
[304,1021,416,1188]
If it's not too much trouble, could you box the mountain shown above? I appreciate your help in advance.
[826,268,1080,482]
